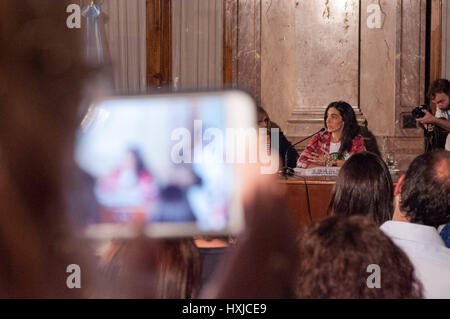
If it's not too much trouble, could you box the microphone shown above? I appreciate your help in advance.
[279,128,326,177]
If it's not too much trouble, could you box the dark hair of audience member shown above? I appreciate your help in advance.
[324,101,360,159]
[127,148,148,174]
[428,78,450,100]
[99,238,202,298]
[295,216,423,299]
[400,150,450,227]
[0,1,98,297]
[328,152,394,225]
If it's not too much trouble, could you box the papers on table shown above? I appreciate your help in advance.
[293,166,340,177]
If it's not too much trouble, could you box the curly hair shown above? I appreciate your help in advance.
[428,78,450,100]
[328,152,394,225]
[324,101,360,159]
[400,150,450,227]
[295,216,423,299]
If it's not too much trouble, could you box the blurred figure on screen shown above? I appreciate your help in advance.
[95,148,157,223]
[150,165,199,223]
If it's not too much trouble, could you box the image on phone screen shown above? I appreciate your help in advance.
[75,91,254,238]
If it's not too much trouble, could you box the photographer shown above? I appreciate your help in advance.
[416,79,450,150]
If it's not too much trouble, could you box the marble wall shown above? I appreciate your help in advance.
[260,0,296,131]
[257,0,427,170]
[224,0,262,105]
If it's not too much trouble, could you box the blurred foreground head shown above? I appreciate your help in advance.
[99,238,202,299]
[296,216,423,298]
[0,0,91,297]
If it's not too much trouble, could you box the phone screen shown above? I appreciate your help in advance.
[75,91,254,238]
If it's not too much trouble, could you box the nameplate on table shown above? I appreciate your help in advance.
[294,167,340,176]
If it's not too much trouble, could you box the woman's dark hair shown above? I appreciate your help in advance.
[324,101,360,158]
[256,106,271,132]
[128,148,147,174]
[400,150,450,227]
[428,78,450,100]
[295,216,423,299]
[328,152,394,225]
[100,238,202,298]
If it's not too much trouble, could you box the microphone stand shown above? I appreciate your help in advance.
[279,128,326,179]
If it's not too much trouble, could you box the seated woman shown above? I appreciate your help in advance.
[328,152,394,225]
[95,148,157,223]
[295,216,423,298]
[297,101,366,168]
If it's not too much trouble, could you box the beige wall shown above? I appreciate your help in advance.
[262,0,361,135]
[261,0,296,131]
[360,0,397,137]
[260,0,426,169]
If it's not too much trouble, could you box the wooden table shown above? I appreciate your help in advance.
[278,173,402,231]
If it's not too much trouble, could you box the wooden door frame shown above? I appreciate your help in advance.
[146,0,172,88]
[223,0,236,86]
[429,0,442,112]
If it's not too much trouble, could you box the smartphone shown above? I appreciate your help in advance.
[75,90,256,239]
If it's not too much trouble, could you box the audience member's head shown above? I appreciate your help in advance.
[99,238,202,298]
[295,216,423,299]
[395,150,450,227]
[0,0,95,297]
[328,152,394,225]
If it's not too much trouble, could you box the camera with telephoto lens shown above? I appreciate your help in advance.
[412,104,432,119]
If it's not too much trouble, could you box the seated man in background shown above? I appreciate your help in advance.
[380,150,450,298]
[257,107,299,169]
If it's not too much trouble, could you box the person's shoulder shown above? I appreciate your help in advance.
[436,108,449,118]
[351,134,366,147]
[308,131,326,146]
[315,130,329,140]
[381,222,450,259]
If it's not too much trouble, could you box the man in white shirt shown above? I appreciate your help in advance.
[380,150,450,298]
[417,78,450,127]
